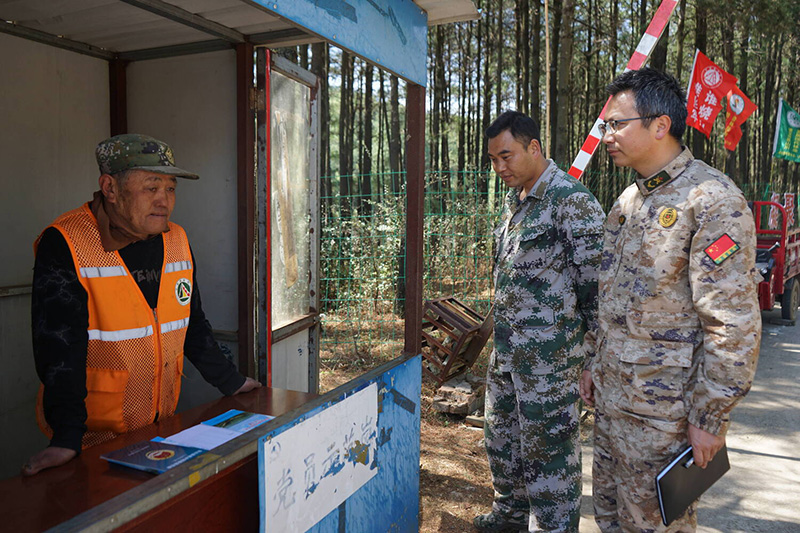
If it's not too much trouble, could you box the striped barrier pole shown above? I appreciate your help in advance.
[567,0,680,179]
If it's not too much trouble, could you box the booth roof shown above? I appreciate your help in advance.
[0,0,478,62]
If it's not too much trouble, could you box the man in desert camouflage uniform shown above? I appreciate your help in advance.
[580,67,761,531]
[475,111,604,533]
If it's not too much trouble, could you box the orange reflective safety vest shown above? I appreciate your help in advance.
[35,204,193,449]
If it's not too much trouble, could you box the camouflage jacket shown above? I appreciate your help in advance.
[584,148,761,435]
[492,160,605,375]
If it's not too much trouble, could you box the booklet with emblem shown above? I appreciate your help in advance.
[656,445,730,526]
[101,440,205,474]
[102,410,273,473]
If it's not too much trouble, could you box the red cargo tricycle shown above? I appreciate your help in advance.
[751,201,800,321]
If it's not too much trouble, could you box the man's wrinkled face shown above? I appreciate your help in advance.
[488,129,541,193]
[114,170,177,237]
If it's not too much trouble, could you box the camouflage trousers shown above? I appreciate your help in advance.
[484,365,582,532]
[592,407,697,532]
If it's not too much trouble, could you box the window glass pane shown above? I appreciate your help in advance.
[270,70,311,329]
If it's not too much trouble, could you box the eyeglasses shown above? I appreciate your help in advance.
[598,115,660,135]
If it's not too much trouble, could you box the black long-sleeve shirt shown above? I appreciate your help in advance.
[32,227,245,453]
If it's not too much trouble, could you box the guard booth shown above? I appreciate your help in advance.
[0,0,478,529]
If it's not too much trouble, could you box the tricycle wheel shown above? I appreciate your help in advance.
[781,277,799,321]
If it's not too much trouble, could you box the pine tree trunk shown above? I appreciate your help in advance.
[457,25,467,178]
[737,16,750,183]
[721,18,737,180]
[389,75,402,194]
[377,70,385,197]
[760,35,782,185]
[691,0,708,161]
[651,20,669,72]
[531,0,541,122]
[553,0,574,164]
[339,51,354,217]
[675,0,687,82]
[360,64,374,216]
[515,0,523,111]
[474,0,484,170]
[480,0,492,179]
[495,0,503,117]
[521,0,530,116]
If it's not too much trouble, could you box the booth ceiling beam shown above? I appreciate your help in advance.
[118,0,246,43]
[117,28,310,62]
[118,39,233,61]
[0,20,115,61]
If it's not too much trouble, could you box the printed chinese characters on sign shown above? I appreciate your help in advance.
[261,384,378,532]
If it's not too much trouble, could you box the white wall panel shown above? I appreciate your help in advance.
[0,32,108,479]
[0,32,109,287]
[127,50,238,331]
[271,330,310,392]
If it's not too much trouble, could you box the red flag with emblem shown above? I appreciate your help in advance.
[724,85,757,151]
[686,50,738,137]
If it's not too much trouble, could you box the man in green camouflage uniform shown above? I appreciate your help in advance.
[475,111,604,532]
[580,68,761,532]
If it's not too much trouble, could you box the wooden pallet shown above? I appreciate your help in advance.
[420,297,493,385]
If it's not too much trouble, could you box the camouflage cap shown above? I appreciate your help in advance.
[96,134,199,179]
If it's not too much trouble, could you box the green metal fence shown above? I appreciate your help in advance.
[318,167,780,372]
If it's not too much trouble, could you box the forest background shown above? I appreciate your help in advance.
[274,0,800,373]
[281,3,800,527]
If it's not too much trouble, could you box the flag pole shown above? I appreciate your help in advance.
[685,48,699,103]
[772,98,784,157]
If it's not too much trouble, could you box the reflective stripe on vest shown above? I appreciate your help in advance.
[161,317,190,334]
[80,266,128,278]
[165,260,192,273]
[87,325,154,342]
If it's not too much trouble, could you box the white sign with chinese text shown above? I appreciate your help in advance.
[261,383,378,532]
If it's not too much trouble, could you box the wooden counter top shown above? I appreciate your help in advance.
[0,387,316,532]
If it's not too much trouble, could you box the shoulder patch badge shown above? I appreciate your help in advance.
[619,214,626,225]
[175,278,192,306]
[658,207,678,227]
[704,234,740,265]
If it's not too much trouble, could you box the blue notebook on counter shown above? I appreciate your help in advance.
[101,440,205,474]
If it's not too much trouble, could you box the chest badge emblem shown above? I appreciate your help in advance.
[175,278,192,306]
[658,207,678,228]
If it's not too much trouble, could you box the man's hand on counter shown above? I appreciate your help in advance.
[22,446,77,476]
[234,377,262,395]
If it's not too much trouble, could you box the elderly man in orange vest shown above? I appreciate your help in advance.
[23,134,260,476]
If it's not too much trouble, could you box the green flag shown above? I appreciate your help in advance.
[772,98,800,162]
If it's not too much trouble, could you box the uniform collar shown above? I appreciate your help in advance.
[529,159,557,200]
[506,159,557,208]
[635,147,694,196]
